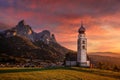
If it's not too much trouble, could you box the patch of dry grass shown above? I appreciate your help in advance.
[0,67,120,80]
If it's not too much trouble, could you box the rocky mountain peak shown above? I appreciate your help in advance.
[42,30,51,37]
[2,20,57,44]
[18,20,25,26]
[16,20,33,35]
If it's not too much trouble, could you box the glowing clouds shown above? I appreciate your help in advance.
[0,0,120,52]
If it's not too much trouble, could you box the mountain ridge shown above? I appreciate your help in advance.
[89,52,120,58]
[1,20,57,44]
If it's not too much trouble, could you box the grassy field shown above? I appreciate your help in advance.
[0,67,120,80]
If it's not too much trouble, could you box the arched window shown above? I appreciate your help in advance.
[82,41,85,44]
[82,45,85,49]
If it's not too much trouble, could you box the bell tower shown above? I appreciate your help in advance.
[77,23,90,67]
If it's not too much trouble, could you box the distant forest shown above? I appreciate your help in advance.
[89,55,120,72]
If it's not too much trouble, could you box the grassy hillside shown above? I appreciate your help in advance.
[0,67,120,80]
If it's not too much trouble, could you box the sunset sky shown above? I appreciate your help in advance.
[0,0,120,53]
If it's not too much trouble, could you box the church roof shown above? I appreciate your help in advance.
[78,24,86,33]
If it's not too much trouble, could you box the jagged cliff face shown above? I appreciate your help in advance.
[15,20,34,41]
[3,20,56,44]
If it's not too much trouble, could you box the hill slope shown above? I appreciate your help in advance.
[88,53,120,71]
[0,35,66,64]
[0,67,120,80]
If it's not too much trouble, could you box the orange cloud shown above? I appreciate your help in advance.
[0,0,120,53]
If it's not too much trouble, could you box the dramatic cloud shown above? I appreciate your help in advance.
[0,0,120,52]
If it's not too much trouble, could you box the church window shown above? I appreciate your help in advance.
[82,45,85,49]
[82,41,85,44]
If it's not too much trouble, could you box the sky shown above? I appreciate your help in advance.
[0,0,120,53]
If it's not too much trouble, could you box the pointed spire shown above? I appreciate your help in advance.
[78,21,86,34]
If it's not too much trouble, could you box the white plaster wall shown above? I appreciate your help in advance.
[77,34,87,63]
[80,50,87,62]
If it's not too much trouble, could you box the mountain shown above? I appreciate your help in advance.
[1,20,57,44]
[89,52,120,58]
[0,20,71,64]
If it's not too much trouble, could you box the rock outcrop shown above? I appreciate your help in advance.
[2,20,57,44]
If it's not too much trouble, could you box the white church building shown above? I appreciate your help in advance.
[65,23,90,67]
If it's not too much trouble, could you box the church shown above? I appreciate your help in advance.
[65,23,90,67]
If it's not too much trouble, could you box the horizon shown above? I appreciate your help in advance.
[0,0,120,53]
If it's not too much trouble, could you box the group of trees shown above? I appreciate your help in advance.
[89,55,120,72]
[97,62,120,72]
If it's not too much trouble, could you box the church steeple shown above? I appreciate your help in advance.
[78,22,86,34]
[77,22,90,67]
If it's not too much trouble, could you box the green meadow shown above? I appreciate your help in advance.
[0,67,120,80]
